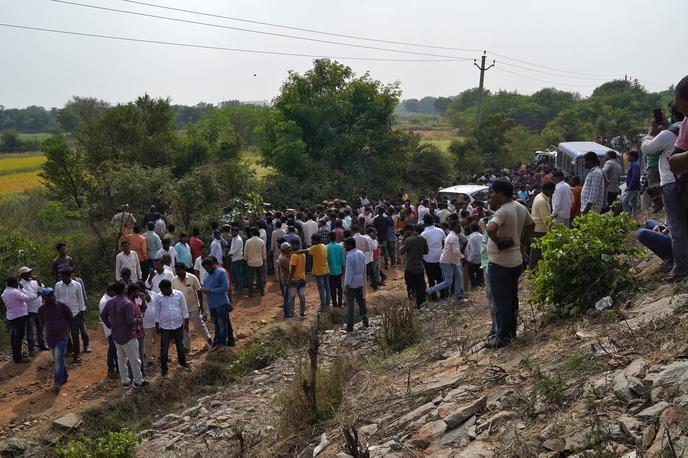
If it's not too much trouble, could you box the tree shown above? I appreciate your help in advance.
[40,136,89,208]
[407,143,452,191]
[0,129,20,152]
[56,96,110,132]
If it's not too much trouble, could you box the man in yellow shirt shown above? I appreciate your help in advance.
[288,240,307,317]
[529,182,555,269]
[243,228,267,296]
[297,233,330,311]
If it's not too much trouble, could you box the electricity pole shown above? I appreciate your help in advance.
[474,51,495,129]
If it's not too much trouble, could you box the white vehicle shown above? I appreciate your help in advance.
[556,141,623,179]
[436,185,490,205]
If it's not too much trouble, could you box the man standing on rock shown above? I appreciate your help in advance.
[486,179,534,348]
[400,224,428,308]
[343,238,369,332]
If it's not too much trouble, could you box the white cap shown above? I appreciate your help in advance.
[18,267,32,275]
[280,242,291,250]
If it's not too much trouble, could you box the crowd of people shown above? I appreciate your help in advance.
[3,75,688,390]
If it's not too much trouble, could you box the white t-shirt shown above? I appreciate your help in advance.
[421,225,446,263]
[193,256,207,285]
[98,293,113,337]
[487,201,534,268]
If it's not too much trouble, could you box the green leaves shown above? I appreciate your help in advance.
[529,212,641,318]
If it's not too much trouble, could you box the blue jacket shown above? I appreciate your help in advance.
[626,161,640,191]
[203,267,229,309]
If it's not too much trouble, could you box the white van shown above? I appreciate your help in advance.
[556,142,623,179]
[436,185,490,205]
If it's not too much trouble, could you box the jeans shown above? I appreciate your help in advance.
[662,183,688,273]
[484,267,496,336]
[384,240,396,266]
[247,265,265,295]
[183,309,212,349]
[329,274,343,307]
[160,326,186,376]
[282,287,291,317]
[423,261,445,299]
[488,262,523,345]
[9,316,27,362]
[346,287,368,331]
[622,189,640,217]
[106,335,118,371]
[606,191,619,210]
[528,231,546,270]
[49,337,69,386]
[637,220,673,262]
[468,262,485,287]
[68,311,84,358]
[26,312,46,352]
[140,261,150,281]
[289,284,306,316]
[404,270,426,307]
[427,262,462,299]
[366,262,379,290]
[314,274,331,310]
[230,261,244,293]
[210,304,229,346]
[116,338,143,384]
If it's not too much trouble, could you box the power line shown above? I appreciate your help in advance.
[497,61,619,81]
[493,67,599,88]
[489,51,619,78]
[121,0,484,53]
[49,0,475,61]
[0,23,475,62]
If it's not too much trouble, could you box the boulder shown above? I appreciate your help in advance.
[52,413,81,430]
[622,358,649,379]
[411,420,447,449]
[416,369,464,393]
[437,415,476,447]
[0,438,31,455]
[395,402,436,426]
[542,438,565,452]
[612,372,637,402]
[442,396,487,429]
[442,385,480,403]
[358,423,378,438]
[635,401,670,419]
[650,361,688,400]
[641,425,656,450]
[564,427,592,451]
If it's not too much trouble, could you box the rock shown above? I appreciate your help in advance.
[626,376,646,396]
[0,438,31,455]
[612,372,637,402]
[437,415,476,447]
[453,440,494,457]
[395,402,436,426]
[52,413,81,430]
[416,369,463,393]
[564,427,592,451]
[475,410,517,434]
[635,401,669,418]
[313,433,328,456]
[334,454,353,458]
[442,396,487,429]
[358,423,378,437]
[442,385,480,403]
[642,425,656,450]
[297,444,315,458]
[622,358,649,379]
[411,420,447,449]
[617,415,642,436]
[650,361,688,400]
[542,438,565,452]
[595,296,613,311]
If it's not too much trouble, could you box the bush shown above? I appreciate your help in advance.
[529,212,641,317]
[381,296,421,352]
[56,429,140,458]
[229,341,284,376]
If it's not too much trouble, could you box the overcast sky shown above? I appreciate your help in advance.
[1,0,686,108]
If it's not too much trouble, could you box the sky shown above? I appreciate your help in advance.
[1,0,686,108]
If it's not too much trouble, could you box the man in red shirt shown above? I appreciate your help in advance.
[124,225,149,279]
[190,227,204,262]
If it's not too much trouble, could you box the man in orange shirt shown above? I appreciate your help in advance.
[124,225,149,279]
[569,176,583,224]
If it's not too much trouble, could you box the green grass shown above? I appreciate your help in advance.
[242,150,272,179]
[420,137,461,152]
[17,132,51,142]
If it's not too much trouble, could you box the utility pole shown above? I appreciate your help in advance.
[474,51,495,129]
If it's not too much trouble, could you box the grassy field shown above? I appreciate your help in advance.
[0,153,46,194]
[242,150,272,179]
[17,132,52,142]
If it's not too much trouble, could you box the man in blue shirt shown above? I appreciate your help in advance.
[327,233,346,308]
[201,257,235,349]
[623,150,641,217]
[174,233,193,270]
[343,238,369,332]
[144,222,162,271]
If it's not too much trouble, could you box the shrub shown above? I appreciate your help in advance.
[381,296,421,352]
[229,341,284,376]
[56,429,140,458]
[529,211,641,318]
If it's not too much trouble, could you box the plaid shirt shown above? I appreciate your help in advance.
[318,226,330,244]
[581,166,605,213]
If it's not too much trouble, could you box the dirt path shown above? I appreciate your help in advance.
[0,268,404,439]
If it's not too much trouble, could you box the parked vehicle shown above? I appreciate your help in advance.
[436,184,490,204]
[556,141,623,179]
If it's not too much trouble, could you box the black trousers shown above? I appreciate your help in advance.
[68,312,84,358]
[26,311,46,351]
[423,261,445,299]
[366,262,378,290]
[404,270,426,307]
[468,262,485,287]
[160,326,187,375]
[329,274,343,307]
[10,316,27,362]
[247,265,265,295]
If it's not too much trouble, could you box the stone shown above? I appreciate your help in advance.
[453,440,494,457]
[635,401,669,418]
[564,427,592,451]
[334,454,353,458]
[52,413,81,430]
[642,425,656,450]
[297,444,315,458]
[626,376,646,396]
[475,410,517,434]
[650,361,688,400]
[625,294,686,329]
[395,402,436,426]
[313,433,328,456]
[542,438,565,452]
[442,385,480,403]
[416,368,463,392]
[612,372,637,402]
[437,415,476,447]
[442,396,487,429]
[622,358,649,379]
[411,420,447,449]
[0,438,30,454]
[358,423,378,437]
[617,416,642,436]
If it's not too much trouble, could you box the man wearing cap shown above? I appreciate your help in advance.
[18,267,48,354]
[54,267,86,363]
[38,288,72,388]
[2,277,31,364]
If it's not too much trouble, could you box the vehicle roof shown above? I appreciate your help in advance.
[558,142,619,158]
[438,185,489,194]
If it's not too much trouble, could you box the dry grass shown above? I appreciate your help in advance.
[0,170,44,195]
[380,296,421,352]
[0,153,46,172]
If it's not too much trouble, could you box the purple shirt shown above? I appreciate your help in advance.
[38,301,73,345]
[1,287,29,320]
[100,295,136,345]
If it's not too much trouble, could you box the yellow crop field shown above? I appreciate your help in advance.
[0,171,44,196]
[0,154,46,172]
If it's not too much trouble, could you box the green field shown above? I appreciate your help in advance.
[0,153,46,195]
[420,137,462,153]
[17,132,52,142]
[242,150,272,179]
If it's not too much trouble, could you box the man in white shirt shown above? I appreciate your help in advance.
[54,267,86,363]
[153,280,191,378]
[420,214,446,300]
[156,238,177,267]
[115,240,142,282]
[146,259,174,294]
[209,231,224,266]
[417,200,429,224]
[228,226,245,295]
[98,284,118,379]
[18,266,47,354]
[172,264,211,352]
[551,171,574,226]
[426,220,464,300]
[464,225,484,287]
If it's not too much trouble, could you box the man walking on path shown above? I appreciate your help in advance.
[55,267,85,363]
[400,224,428,308]
[343,238,369,332]
[297,233,331,310]
[228,226,245,296]
[287,239,307,317]
[201,257,236,350]
[486,179,535,348]
[116,240,141,282]
[172,263,212,351]
[175,233,193,271]
[153,280,191,378]
[38,288,72,389]
[100,282,149,388]
[2,277,30,364]
[99,284,119,379]
[426,220,464,301]
[124,225,149,279]
[18,267,47,354]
